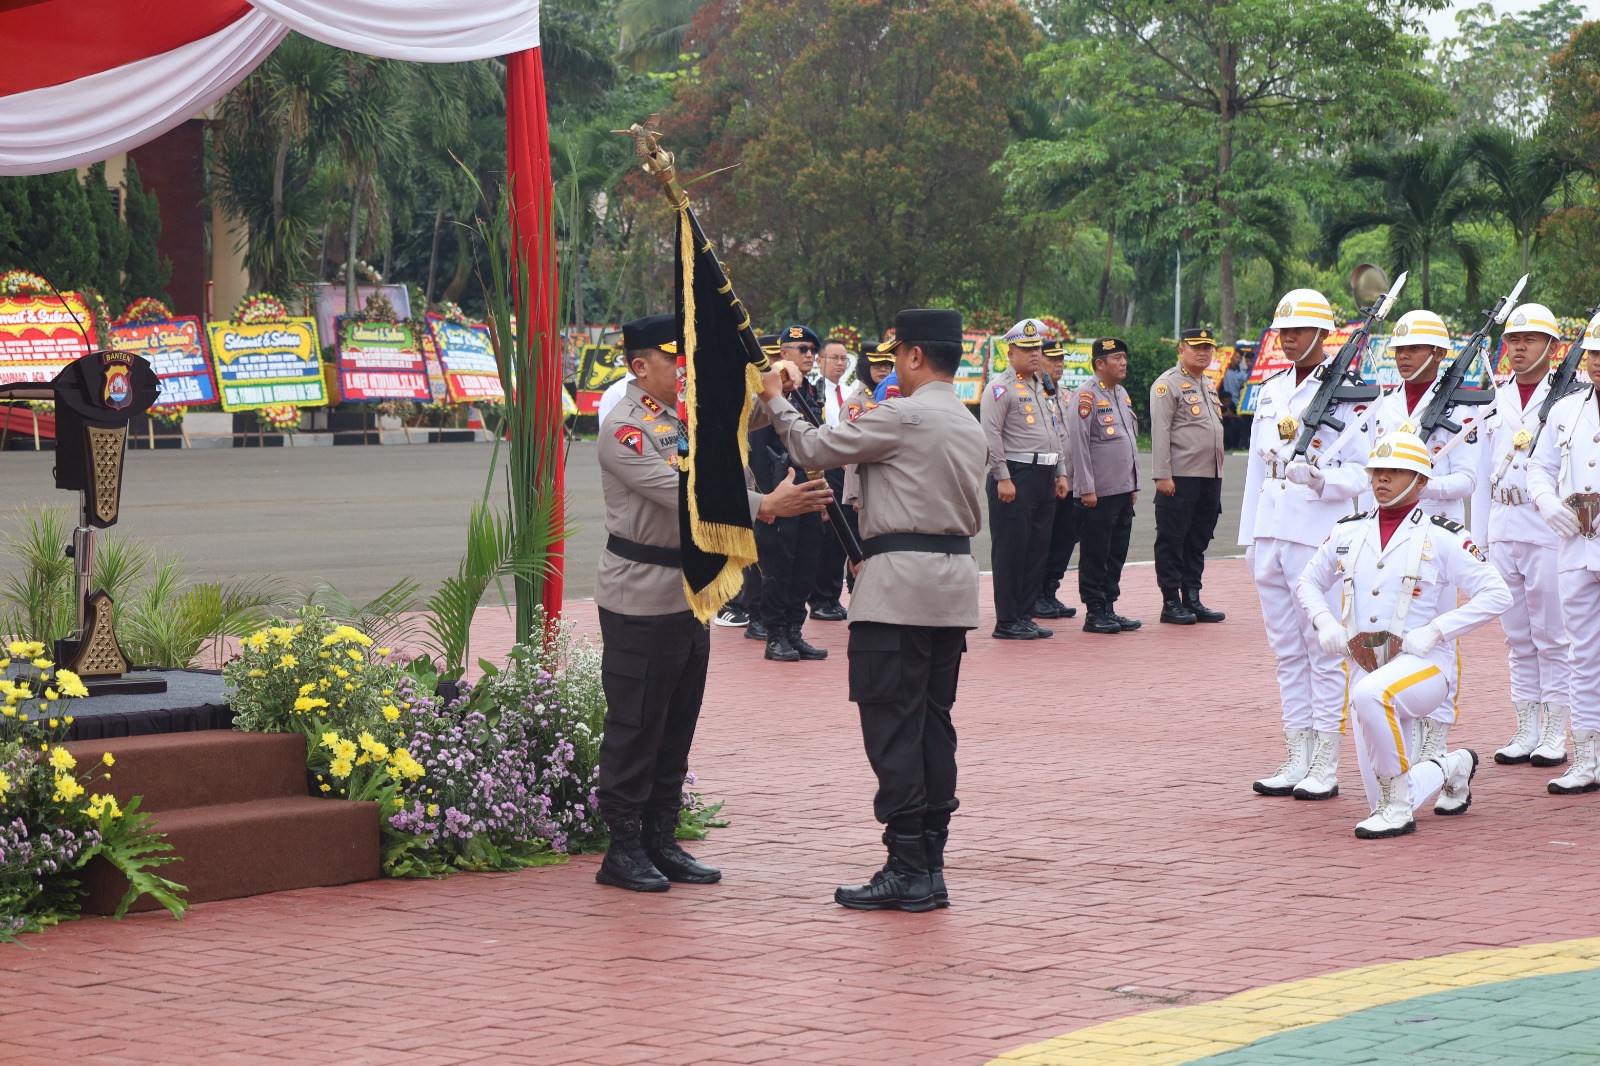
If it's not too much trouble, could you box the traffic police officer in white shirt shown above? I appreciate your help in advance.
[1469,302,1574,768]
[1296,432,1509,839]
[1243,289,1373,802]
[1527,312,1600,795]
[1364,309,1483,765]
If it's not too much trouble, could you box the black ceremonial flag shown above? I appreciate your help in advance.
[674,212,760,621]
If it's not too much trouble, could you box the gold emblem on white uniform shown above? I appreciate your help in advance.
[1512,428,1533,451]
[1278,416,1297,441]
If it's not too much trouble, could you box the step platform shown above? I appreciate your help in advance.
[63,668,233,741]
[64,731,380,914]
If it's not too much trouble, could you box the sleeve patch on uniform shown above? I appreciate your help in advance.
[1079,402,1091,418]
[1466,428,1478,443]
[992,384,1005,399]
[884,385,902,398]
[1155,384,1168,396]
[614,425,644,454]
[1463,538,1487,562]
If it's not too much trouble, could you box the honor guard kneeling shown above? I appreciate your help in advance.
[1527,315,1600,795]
[1295,433,1510,839]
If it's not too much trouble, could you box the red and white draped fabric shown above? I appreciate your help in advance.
[0,0,566,612]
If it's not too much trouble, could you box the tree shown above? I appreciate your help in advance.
[1322,138,1490,310]
[1433,0,1586,136]
[122,161,172,303]
[1033,0,1447,344]
[81,163,129,308]
[616,0,704,72]
[1465,126,1568,273]
[1548,20,1600,172]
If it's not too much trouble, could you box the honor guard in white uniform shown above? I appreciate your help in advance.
[1296,433,1509,839]
[1527,314,1600,795]
[1242,289,1373,801]
[1468,302,1574,767]
[1364,309,1484,761]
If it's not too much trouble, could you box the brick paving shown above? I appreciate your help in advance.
[5,558,1600,1065]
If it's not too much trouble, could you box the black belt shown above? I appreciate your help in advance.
[606,534,681,568]
[860,533,971,559]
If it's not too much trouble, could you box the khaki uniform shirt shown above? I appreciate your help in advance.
[1045,378,1074,486]
[596,383,763,616]
[764,381,986,628]
[1150,364,1224,479]
[1071,378,1139,497]
[980,368,1067,480]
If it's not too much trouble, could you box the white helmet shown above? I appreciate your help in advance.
[1582,311,1600,351]
[1271,289,1335,330]
[1367,432,1433,477]
[1503,302,1561,340]
[1389,309,1450,348]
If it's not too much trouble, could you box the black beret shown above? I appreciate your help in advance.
[1181,327,1217,346]
[622,313,677,354]
[780,324,820,347]
[878,308,963,352]
[1093,337,1128,360]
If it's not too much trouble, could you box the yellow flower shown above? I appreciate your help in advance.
[293,696,330,713]
[358,732,389,761]
[334,667,349,679]
[298,682,317,696]
[54,670,87,698]
[0,770,10,795]
[319,783,331,793]
[381,704,400,722]
[318,651,330,660]
[334,738,357,761]
[269,626,297,647]
[8,640,44,658]
[1,707,13,718]
[102,752,115,767]
[376,648,392,658]
[329,757,353,779]
[47,717,57,728]
[389,749,425,782]
[320,731,340,749]
[426,804,439,817]
[248,669,265,678]
[45,688,59,700]
[382,688,393,696]
[54,774,84,801]
[0,658,8,669]
[346,648,363,663]
[321,633,342,647]
[333,625,373,647]
[243,631,270,651]
[86,793,122,819]
[48,747,77,771]
[31,657,53,670]
[276,654,298,669]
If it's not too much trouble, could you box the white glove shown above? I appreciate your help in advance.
[1401,621,1443,658]
[1244,543,1256,571]
[1536,494,1582,538]
[1285,462,1326,496]
[1314,614,1347,657]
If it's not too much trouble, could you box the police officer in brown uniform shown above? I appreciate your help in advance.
[1072,337,1142,634]
[1034,341,1079,620]
[757,308,987,912]
[595,313,831,893]
[1150,327,1227,625]
[982,318,1070,640]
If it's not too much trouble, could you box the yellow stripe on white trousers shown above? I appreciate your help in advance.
[1349,657,1448,809]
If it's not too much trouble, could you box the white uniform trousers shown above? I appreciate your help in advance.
[1492,540,1572,705]
[1562,568,1600,732]
[1348,651,1450,811]
[1252,537,1345,733]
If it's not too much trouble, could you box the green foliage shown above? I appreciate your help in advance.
[305,578,423,655]
[121,162,172,302]
[81,163,129,309]
[116,559,284,670]
[0,506,75,648]
[1434,0,1586,136]
[96,797,187,920]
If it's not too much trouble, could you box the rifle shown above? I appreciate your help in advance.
[619,116,863,565]
[1291,272,1402,460]
[1527,301,1599,458]
[1417,274,1526,441]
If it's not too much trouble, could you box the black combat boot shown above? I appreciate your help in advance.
[644,809,721,884]
[1082,603,1121,634]
[1183,588,1225,623]
[1031,596,1063,619]
[745,619,769,641]
[810,601,848,621]
[1109,607,1143,631]
[834,831,939,912]
[923,826,950,909]
[788,626,829,660]
[1160,589,1197,625]
[765,627,800,661]
[595,816,670,892]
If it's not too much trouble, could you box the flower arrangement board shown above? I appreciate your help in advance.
[204,318,328,412]
[310,284,412,358]
[0,293,98,387]
[574,342,627,415]
[334,318,431,403]
[418,331,449,404]
[107,317,216,407]
[425,313,503,404]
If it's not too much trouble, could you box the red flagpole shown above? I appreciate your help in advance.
[506,48,565,621]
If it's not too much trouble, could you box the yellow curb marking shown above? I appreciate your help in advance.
[989,936,1600,1065]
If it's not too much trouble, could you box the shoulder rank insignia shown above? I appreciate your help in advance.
[1430,515,1466,533]
[1337,511,1369,523]
[639,395,663,414]
[651,423,674,434]
[614,425,644,455]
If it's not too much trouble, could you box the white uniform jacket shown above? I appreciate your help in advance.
[1366,380,1483,523]
[1469,376,1557,549]
[1295,508,1510,644]
[1527,386,1600,574]
[1238,364,1371,547]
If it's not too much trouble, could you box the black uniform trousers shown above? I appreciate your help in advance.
[1040,494,1078,603]
[1154,475,1222,593]
[847,622,964,833]
[756,510,823,631]
[1076,491,1135,611]
[731,564,761,616]
[596,607,709,826]
[809,467,853,609]
[986,461,1056,625]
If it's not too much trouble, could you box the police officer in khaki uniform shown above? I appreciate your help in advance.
[757,308,987,913]
[982,318,1070,639]
[1150,327,1227,625]
[1034,341,1078,620]
[1072,337,1141,634]
[595,313,831,893]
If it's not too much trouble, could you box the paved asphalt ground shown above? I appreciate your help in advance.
[0,442,1251,605]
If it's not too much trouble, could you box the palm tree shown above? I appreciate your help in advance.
[1465,126,1569,274]
[616,0,704,72]
[1323,138,1492,310]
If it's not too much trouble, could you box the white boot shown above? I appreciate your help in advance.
[1494,700,1544,764]
[1414,719,1450,765]
[1355,774,1417,839]
[1292,730,1340,800]
[1530,702,1570,767]
[1433,748,1479,815]
[1254,727,1314,796]
[1548,729,1600,795]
